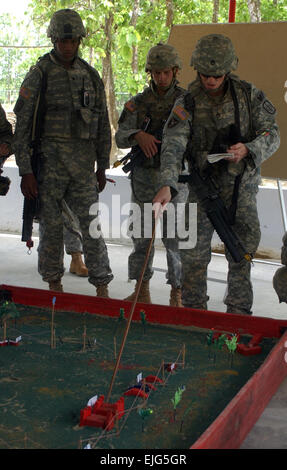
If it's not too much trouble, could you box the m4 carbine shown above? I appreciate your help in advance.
[178,165,252,264]
[21,65,46,252]
[113,117,164,174]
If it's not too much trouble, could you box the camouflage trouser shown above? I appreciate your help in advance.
[128,184,188,287]
[64,226,82,254]
[181,181,261,314]
[37,140,113,287]
[62,202,83,254]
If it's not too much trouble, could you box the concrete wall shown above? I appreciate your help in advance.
[0,163,286,259]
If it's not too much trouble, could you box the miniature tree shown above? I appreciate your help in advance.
[206,329,214,360]
[113,308,125,336]
[171,385,185,422]
[225,334,239,368]
[138,407,153,432]
[0,301,19,342]
[140,310,147,334]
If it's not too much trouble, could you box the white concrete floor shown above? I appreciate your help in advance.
[1,232,287,448]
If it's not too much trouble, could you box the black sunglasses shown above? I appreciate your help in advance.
[200,73,224,79]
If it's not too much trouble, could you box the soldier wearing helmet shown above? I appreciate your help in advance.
[115,43,188,306]
[154,33,280,315]
[273,232,287,303]
[12,9,113,295]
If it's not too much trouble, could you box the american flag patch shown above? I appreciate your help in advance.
[125,100,136,113]
[173,105,190,120]
[19,87,31,99]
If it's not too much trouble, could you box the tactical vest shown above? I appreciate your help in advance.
[184,75,253,174]
[133,83,185,169]
[34,53,104,140]
[135,84,184,134]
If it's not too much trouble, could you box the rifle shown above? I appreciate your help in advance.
[21,65,47,252]
[178,163,252,264]
[113,117,164,174]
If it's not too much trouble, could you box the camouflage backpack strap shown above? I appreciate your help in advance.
[235,78,253,138]
[30,57,49,144]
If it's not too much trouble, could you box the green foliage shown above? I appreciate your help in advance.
[171,385,185,409]
[0,301,19,321]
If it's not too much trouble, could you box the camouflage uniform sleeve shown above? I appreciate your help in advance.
[157,95,191,195]
[115,98,142,148]
[94,73,111,170]
[12,66,42,175]
[0,103,13,144]
[245,84,280,168]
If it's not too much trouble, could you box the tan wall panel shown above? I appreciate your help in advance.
[168,22,286,179]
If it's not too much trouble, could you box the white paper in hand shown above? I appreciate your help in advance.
[207,153,234,164]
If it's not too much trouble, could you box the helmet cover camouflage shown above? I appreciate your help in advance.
[273,266,287,303]
[47,9,86,40]
[145,43,182,72]
[190,34,238,75]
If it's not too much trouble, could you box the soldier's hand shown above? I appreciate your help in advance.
[226,143,248,163]
[134,131,161,159]
[153,186,171,208]
[21,174,38,199]
[96,168,106,193]
[0,143,11,157]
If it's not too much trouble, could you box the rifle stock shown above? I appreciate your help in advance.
[178,173,252,264]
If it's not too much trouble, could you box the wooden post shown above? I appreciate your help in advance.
[161,360,165,383]
[106,209,160,403]
[83,324,86,352]
[3,320,6,342]
[113,336,117,360]
[51,299,56,349]
[182,343,186,369]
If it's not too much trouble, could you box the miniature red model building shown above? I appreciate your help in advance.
[80,395,125,430]
[237,334,263,356]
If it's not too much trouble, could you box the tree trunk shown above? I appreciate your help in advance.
[102,11,119,164]
[130,0,140,74]
[166,0,174,28]
[212,0,220,23]
[247,0,261,22]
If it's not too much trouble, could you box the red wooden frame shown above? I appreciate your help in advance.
[1,283,287,449]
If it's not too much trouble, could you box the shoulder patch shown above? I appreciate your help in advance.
[173,105,190,121]
[262,99,276,115]
[19,87,31,100]
[167,116,180,128]
[125,100,136,113]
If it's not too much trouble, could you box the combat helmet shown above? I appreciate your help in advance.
[273,266,287,303]
[47,9,86,41]
[190,34,238,76]
[145,43,182,72]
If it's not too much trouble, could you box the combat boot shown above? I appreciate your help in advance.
[169,287,182,307]
[69,252,88,277]
[124,280,152,304]
[48,280,63,292]
[96,284,109,298]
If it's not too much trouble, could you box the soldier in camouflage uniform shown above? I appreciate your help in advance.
[153,34,280,314]
[115,43,188,306]
[12,9,113,294]
[273,232,287,303]
[0,103,13,196]
[38,203,88,277]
